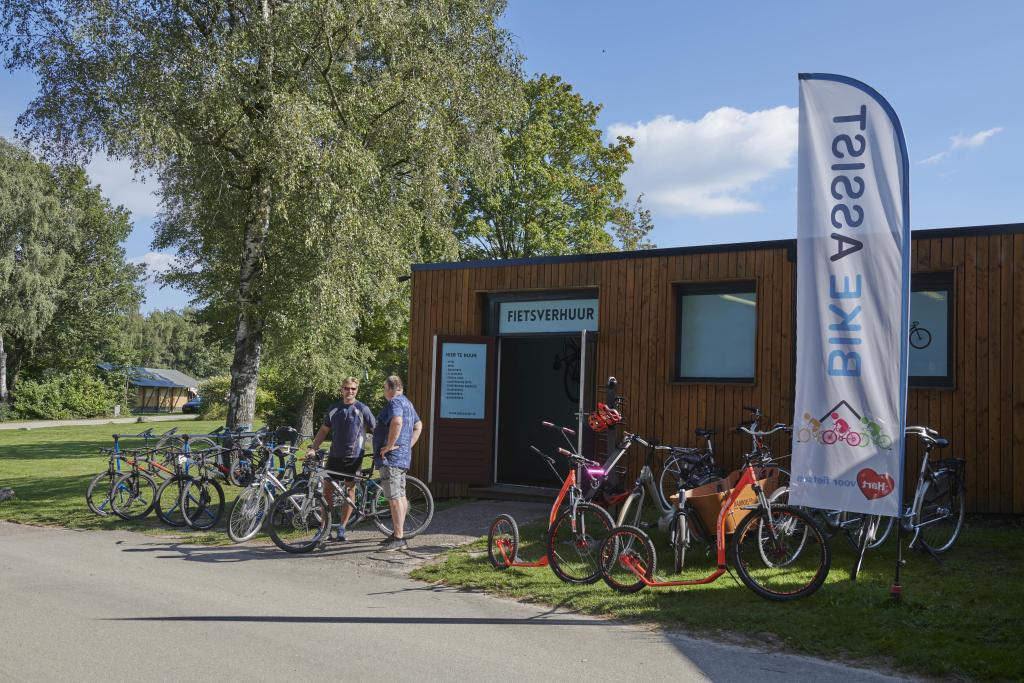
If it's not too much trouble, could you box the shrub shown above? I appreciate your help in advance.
[198,374,275,424]
[11,371,122,420]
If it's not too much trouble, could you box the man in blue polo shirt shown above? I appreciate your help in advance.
[307,377,375,541]
[373,375,422,551]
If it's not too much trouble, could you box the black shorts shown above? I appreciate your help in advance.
[325,456,360,479]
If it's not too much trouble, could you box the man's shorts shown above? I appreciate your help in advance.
[379,465,407,500]
[326,456,361,481]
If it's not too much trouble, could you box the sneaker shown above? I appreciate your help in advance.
[332,525,347,542]
[378,533,396,545]
[380,537,407,552]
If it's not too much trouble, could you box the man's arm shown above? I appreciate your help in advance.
[410,419,423,448]
[383,416,403,455]
[309,425,330,450]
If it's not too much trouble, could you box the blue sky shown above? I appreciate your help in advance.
[2,0,1021,311]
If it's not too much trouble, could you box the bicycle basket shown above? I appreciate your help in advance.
[684,467,781,535]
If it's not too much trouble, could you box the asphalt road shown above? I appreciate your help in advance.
[0,521,909,683]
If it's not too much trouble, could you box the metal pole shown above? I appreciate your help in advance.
[891,435,905,605]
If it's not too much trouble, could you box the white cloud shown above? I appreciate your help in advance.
[951,127,1003,149]
[918,126,1004,164]
[608,106,798,216]
[130,251,179,283]
[85,155,161,220]
[919,152,948,165]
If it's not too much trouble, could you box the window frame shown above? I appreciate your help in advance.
[673,279,758,384]
[909,271,955,389]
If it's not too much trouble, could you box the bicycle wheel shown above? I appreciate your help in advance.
[732,505,831,601]
[181,478,225,530]
[599,525,656,594]
[657,457,685,509]
[154,475,188,526]
[821,429,838,445]
[846,431,862,447]
[487,514,520,569]
[850,514,881,580]
[266,488,330,553]
[228,484,272,543]
[615,490,643,528]
[842,512,894,551]
[914,471,965,554]
[370,475,435,538]
[110,472,158,521]
[671,511,689,573]
[86,471,118,517]
[545,502,615,584]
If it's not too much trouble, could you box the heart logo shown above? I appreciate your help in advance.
[857,468,894,500]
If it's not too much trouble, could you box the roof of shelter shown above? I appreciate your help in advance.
[97,364,201,389]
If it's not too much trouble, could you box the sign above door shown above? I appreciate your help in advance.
[497,299,599,334]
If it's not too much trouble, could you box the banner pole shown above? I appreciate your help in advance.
[891,436,905,604]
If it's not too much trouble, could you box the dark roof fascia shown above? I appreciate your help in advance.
[411,222,1024,273]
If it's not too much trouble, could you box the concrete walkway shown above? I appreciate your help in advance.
[0,520,911,683]
[0,413,199,430]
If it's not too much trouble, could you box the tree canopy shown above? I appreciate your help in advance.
[2,0,524,428]
[454,74,654,260]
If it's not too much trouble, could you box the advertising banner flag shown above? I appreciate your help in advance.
[789,74,910,516]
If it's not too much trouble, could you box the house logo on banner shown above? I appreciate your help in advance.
[796,400,896,502]
[789,73,911,517]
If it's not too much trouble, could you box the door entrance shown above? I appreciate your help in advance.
[496,333,595,486]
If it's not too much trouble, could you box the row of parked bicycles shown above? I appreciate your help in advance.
[84,425,435,552]
[487,378,967,601]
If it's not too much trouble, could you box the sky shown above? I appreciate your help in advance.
[2,0,1021,312]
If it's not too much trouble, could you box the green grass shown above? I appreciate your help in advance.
[0,419,243,541]
[412,512,1024,681]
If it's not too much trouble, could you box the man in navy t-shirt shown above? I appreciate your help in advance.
[372,375,422,551]
[308,377,375,540]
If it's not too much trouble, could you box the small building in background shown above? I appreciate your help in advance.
[97,364,200,414]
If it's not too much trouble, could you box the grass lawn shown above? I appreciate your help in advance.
[412,512,1024,681]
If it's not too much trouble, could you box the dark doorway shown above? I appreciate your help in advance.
[496,335,586,486]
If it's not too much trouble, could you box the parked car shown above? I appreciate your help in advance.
[182,396,204,414]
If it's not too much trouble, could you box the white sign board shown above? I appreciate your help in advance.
[789,73,910,516]
[498,299,599,334]
[440,342,487,419]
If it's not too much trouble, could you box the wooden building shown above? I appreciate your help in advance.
[407,223,1024,514]
[98,364,200,413]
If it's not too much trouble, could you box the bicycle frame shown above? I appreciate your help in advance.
[618,462,769,588]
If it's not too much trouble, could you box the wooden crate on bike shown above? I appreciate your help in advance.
[680,466,782,535]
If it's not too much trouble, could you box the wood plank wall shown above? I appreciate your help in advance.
[408,232,1024,513]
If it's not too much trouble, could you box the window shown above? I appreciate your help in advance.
[675,282,757,382]
[909,272,954,387]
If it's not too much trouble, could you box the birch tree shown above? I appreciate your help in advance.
[1,0,521,428]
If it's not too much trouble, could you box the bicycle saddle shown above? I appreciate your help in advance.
[694,428,715,438]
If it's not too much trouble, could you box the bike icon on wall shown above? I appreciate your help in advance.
[909,320,932,349]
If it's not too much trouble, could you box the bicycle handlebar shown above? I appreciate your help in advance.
[738,423,790,438]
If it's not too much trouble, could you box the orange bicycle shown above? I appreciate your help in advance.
[599,423,832,601]
[487,422,615,584]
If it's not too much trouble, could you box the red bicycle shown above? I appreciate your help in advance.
[599,423,832,601]
[487,422,615,584]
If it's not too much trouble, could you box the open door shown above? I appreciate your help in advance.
[428,335,496,484]
[577,329,598,457]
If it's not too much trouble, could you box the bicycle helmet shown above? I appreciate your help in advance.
[587,402,622,432]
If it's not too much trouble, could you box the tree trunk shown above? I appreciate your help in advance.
[297,386,316,437]
[226,175,272,431]
[0,333,7,405]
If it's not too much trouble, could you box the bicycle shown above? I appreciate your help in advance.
[266,452,434,553]
[179,448,226,530]
[850,425,966,579]
[153,434,225,528]
[656,428,721,510]
[909,320,932,349]
[226,442,303,543]
[85,427,179,517]
[600,421,831,601]
[487,422,615,584]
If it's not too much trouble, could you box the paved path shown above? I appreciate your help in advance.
[0,414,198,431]
[0,517,911,682]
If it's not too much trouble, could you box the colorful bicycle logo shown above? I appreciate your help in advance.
[797,403,893,450]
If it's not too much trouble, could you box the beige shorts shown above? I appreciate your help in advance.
[379,465,407,500]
